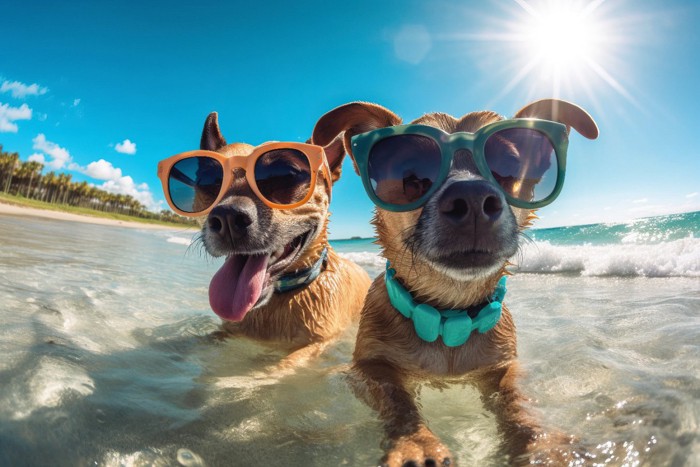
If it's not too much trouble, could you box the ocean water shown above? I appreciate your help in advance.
[0,211,698,466]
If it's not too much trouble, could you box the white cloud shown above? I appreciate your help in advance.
[632,198,648,204]
[1,80,48,99]
[31,134,74,170]
[27,153,46,164]
[0,102,32,132]
[83,159,122,180]
[73,99,81,107]
[628,203,664,214]
[115,139,137,155]
[686,192,698,199]
[99,175,161,211]
[81,158,160,211]
[30,134,160,211]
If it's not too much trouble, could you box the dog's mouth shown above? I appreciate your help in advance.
[431,250,499,270]
[418,247,508,280]
[208,229,313,322]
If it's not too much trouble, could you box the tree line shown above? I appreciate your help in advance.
[0,145,195,225]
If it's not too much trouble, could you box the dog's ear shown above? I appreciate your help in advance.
[322,135,347,183]
[514,99,599,139]
[312,102,402,174]
[200,112,228,150]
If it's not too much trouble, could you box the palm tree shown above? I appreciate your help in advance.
[56,173,72,204]
[0,149,19,193]
[42,171,56,202]
[24,161,44,198]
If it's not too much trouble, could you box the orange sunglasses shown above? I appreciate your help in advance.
[157,142,332,217]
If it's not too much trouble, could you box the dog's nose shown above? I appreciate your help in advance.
[207,203,256,240]
[438,180,504,225]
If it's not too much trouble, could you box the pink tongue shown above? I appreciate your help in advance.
[209,254,270,322]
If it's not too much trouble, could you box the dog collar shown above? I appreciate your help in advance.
[274,248,328,293]
[385,262,506,347]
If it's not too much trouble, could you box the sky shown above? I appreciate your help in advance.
[1,0,699,239]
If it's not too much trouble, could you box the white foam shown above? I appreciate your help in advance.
[167,236,194,246]
[514,237,700,277]
[341,238,700,278]
[338,251,385,276]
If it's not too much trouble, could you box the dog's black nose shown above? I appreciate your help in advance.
[438,180,504,225]
[207,202,256,240]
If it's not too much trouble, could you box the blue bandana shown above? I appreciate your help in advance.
[385,262,506,347]
[274,248,328,293]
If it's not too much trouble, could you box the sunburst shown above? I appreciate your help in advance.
[453,0,642,111]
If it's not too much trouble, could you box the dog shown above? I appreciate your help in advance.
[312,99,598,465]
[160,112,371,367]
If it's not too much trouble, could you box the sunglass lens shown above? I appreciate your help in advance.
[255,149,312,205]
[168,156,223,213]
[367,135,441,206]
[484,129,557,204]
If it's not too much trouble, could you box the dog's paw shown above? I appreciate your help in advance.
[381,426,452,467]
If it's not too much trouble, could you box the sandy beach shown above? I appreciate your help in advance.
[0,201,183,231]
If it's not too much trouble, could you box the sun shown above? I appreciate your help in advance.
[519,1,603,73]
[459,0,638,108]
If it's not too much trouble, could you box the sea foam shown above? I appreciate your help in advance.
[514,237,699,277]
[338,251,385,277]
[167,236,193,246]
[341,238,700,278]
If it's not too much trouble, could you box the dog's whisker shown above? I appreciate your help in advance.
[395,223,422,277]
[185,233,204,257]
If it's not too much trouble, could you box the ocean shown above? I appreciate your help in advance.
[0,211,698,466]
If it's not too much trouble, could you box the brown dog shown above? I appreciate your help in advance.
[194,113,370,365]
[313,99,598,465]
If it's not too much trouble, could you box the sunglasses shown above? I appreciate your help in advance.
[350,118,570,211]
[157,142,332,217]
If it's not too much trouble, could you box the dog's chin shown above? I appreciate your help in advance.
[417,250,507,282]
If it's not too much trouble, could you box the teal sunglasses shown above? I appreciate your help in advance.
[350,118,570,211]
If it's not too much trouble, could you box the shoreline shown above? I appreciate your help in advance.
[0,201,190,231]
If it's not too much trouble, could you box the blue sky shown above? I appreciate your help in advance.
[2,0,699,239]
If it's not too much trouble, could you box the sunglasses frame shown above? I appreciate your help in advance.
[157,142,332,217]
[350,118,570,212]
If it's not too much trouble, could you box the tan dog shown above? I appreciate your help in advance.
[195,113,371,365]
[313,99,598,465]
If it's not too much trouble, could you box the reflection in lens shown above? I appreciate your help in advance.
[484,129,557,203]
[367,135,441,206]
[255,149,311,205]
[168,156,223,213]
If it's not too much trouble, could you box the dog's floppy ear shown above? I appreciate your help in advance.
[322,135,347,183]
[514,99,599,140]
[200,112,228,150]
[312,102,402,174]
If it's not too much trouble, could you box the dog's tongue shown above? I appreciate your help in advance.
[209,254,270,322]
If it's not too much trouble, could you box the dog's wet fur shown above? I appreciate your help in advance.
[199,113,370,364]
[313,99,598,466]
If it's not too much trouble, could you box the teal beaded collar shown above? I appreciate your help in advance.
[385,263,507,347]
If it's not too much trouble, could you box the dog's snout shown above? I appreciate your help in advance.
[208,203,256,240]
[438,180,504,225]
